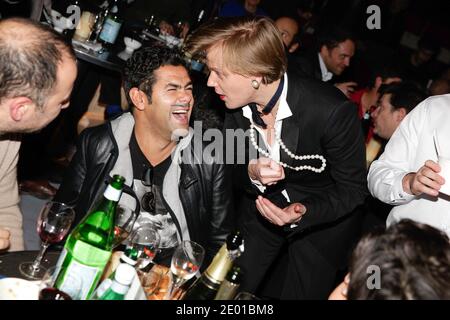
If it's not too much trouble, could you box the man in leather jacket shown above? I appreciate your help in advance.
[54,46,234,266]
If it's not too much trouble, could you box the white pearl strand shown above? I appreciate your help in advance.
[249,124,326,173]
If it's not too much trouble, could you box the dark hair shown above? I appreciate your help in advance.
[316,26,356,52]
[0,18,75,108]
[378,81,426,114]
[367,65,402,89]
[123,45,187,107]
[347,219,450,300]
[417,36,440,55]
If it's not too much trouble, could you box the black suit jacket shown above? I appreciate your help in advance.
[288,50,322,81]
[226,73,368,266]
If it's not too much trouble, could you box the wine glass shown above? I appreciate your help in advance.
[112,207,137,248]
[127,224,160,270]
[165,240,205,300]
[19,201,75,280]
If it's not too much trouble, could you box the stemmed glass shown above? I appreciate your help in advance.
[19,201,75,280]
[165,240,205,300]
[127,224,160,270]
[112,207,137,248]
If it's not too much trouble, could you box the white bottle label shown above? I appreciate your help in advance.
[104,184,121,201]
[59,259,101,300]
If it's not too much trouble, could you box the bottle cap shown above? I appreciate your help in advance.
[114,263,135,286]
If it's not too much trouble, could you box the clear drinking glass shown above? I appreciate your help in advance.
[127,224,160,270]
[112,207,137,248]
[165,240,205,300]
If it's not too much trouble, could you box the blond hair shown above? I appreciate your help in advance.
[184,17,286,84]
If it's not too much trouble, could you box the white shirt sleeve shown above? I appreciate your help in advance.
[368,101,428,205]
[250,177,266,193]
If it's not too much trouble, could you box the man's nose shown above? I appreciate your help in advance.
[344,57,350,67]
[178,90,192,103]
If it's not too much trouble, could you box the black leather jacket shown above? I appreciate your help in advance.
[54,116,235,262]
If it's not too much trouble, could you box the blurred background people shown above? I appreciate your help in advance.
[275,16,300,53]
[289,26,357,97]
[219,0,267,18]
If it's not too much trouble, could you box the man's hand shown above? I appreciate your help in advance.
[335,82,357,98]
[248,157,285,186]
[402,160,445,197]
[0,228,10,250]
[255,196,306,226]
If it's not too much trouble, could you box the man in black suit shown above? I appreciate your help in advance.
[289,27,358,98]
[185,17,367,299]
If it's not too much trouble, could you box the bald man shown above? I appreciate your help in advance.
[275,16,299,53]
[0,18,77,251]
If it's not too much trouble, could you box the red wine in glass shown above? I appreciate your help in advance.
[38,227,68,244]
[39,287,72,300]
[19,201,75,280]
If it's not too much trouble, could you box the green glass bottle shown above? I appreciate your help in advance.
[54,175,125,300]
[182,231,244,300]
[98,0,123,47]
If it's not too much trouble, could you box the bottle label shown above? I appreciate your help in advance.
[99,18,122,44]
[55,239,112,299]
[59,259,100,300]
[103,184,121,201]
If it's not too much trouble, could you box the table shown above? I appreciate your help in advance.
[72,43,125,73]
[0,251,60,279]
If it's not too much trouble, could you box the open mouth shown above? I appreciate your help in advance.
[172,109,189,123]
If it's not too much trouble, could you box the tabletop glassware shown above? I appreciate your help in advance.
[165,240,205,300]
[112,206,137,248]
[19,201,75,280]
[127,223,160,270]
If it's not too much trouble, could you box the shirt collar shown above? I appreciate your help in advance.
[243,73,292,122]
[318,53,333,82]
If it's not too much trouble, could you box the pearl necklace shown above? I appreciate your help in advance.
[249,124,326,173]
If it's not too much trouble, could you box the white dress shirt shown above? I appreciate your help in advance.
[368,94,450,236]
[242,73,293,202]
[318,53,333,82]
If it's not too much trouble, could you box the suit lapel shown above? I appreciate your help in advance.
[280,75,301,168]
[314,55,322,81]
[232,109,251,130]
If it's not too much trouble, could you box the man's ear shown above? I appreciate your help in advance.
[289,42,300,53]
[396,107,407,121]
[320,45,329,57]
[8,97,34,121]
[129,88,149,111]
